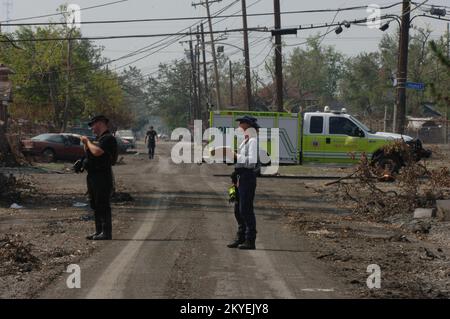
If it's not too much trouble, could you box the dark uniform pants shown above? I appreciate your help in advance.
[148,142,155,159]
[234,168,257,241]
[87,172,113,236]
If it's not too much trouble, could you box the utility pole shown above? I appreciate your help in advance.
[196,25,202,120]
[200,23,209,115]
[274,0,283,112]
[395,0,411,134]
[188,67,193,125]
[189,37,198,122]
[241,0,252,110]
[446,23,449,144]
[193,0,222,110]
[62,28,73,132]
[229,60,234,106]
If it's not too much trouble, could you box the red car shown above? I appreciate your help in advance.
[22,133,85,162]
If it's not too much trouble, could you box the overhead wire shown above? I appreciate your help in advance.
[0,0,129,23]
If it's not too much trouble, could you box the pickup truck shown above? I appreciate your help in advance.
[209,107,431,171]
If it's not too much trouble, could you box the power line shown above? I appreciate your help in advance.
[284,28,336,47]
[111,0,242,72]
[5,0,244,78]
[251,44,274,69]
[413,1,450,10]
[7,2,448,79]
[0,0,129,23]
[0,2,407,27]
[0,27,268,43]
[12,0,243,85]
[413,14,450,22]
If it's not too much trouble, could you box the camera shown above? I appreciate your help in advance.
[73,157,87,173]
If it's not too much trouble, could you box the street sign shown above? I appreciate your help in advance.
[405,82,425,91]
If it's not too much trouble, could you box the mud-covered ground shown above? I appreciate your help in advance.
[282,144,450,299]
[286,211,450,298]
[0,143,449,299]
[0,164,133,298]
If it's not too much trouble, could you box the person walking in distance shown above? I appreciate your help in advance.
[81,115,118,240]
[145,126,158,159]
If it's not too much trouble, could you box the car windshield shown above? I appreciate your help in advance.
[350,116,375,134]
[117,130,133,136]
[32,134,53,141]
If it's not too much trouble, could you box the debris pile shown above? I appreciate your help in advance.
[0,235,40,275]
[0,173,34,204]
[0,173,20,204]
[329,142,450,221]
[0,133,28,167]
[112,191,134,203]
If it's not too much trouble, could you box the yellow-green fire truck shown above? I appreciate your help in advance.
[210,107,431,170]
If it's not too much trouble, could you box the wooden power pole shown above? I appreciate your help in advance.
[274,0,283,112]
[193,0,222,110]
[229,60,234,106]
[446,23,449,144]
[200,23,209,114]
[395,0,411,134]
[196,25,202,120]
[241,0,252,110]
[189,37,198,121]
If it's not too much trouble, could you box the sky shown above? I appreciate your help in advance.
[2,0,449,76]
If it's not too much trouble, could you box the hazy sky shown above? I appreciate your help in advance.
[3,0,449,76]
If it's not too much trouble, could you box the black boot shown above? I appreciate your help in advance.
[86,219,102,240]
[92,232,111,240]
[238,239,256,250]
[227,238,245,248]
[93,223,112,240]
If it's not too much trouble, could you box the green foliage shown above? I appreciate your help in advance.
[339,52,391,117]
[0,25,129,130]
[118,67,151,130]
[429,38,450,118]
[285,36,345,109]
[147,61,191,130]
[1,17,448,133]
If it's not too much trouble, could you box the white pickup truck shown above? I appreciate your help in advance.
[210,108,431,171]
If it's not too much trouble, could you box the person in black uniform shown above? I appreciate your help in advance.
[226,115,260,250]
[145,126,158,159]
[81,115,118,241]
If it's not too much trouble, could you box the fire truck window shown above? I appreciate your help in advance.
[310,116,323,134]
[329,117,358,135]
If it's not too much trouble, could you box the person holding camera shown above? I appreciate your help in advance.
[78,115,118,240]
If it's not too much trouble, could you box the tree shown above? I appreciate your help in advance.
[119,67,151,131]
[339,52,391,118]
[429,35,450,125]
[147,60,192,130]
[284,36,345,110]
[0,24,129,130]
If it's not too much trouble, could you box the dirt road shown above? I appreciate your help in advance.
[38,142,354,298]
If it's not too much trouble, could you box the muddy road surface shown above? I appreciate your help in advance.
[38,142,354,298]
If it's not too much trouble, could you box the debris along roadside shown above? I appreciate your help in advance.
[287,211,450,298]
[0,172,34,205]
[286,143,450,298]
[0,235,40,276]
[328,140,450,221]
[0,167,133,298]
